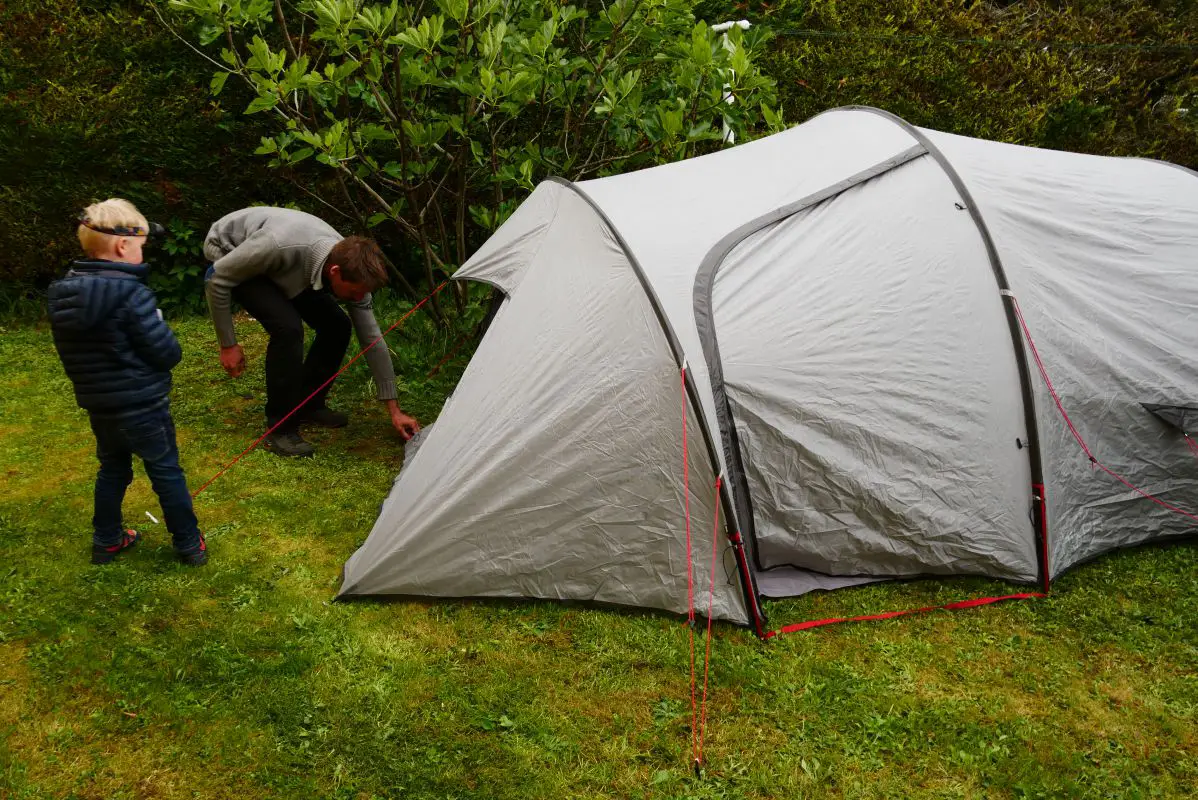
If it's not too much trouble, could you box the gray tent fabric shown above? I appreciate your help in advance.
[923,129,1198,576]
[341,106,1198,631]
[341,187,746,623]
[714,154,1037,582]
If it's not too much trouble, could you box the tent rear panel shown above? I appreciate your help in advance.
[714,155,1038,581]
[927,130,1198,575]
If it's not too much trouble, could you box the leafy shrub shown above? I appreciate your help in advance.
[167,0,784,320]
[0,0,284,313]
[731,0,1198,164]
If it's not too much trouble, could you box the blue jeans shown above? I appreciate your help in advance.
[89,405,202,553]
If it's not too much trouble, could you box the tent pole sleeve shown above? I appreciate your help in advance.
[691,144,928,576]
[544,177,769,633]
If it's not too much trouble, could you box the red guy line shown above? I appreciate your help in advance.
[680,365,697,765]
[1010,295,1198,524]
[191,282,449,498]
[697,476,723,766]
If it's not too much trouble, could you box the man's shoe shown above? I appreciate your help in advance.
[177,534,208,567]
[298,407,349,428]
[92,529,140,565]
[263,430,315,458]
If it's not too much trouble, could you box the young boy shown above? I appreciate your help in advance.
[47,199,208,566]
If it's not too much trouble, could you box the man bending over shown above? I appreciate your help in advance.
[204,207,420,457]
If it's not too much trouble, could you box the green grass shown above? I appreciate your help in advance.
[0,313,1194,799]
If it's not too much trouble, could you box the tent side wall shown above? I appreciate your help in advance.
[554,179,767,632]
[341,186,754,625]
[705,152,1040,583]
[577,110,929,546]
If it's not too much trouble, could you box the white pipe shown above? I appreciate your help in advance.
[712,20,752,145]
[711,20,751,33]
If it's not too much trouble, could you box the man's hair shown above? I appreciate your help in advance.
[77,198,149,256]
[328,236,389,291]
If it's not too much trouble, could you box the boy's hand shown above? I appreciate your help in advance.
[220,344,246,378]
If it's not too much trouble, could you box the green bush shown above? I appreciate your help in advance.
[0,0,284,313]
[167,0,783,322]
[711,0,1197,164]
[4,0,1194,320]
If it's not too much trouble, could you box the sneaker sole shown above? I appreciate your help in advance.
[91,532,140,564]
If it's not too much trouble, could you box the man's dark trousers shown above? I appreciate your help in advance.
[232,276,352,433]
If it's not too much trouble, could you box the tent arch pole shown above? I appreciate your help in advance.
[825,105,1050,591]
[544,176,769,635]
[691,144,930,574]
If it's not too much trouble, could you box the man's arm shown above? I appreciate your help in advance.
[205,229,278,349]
[346,297,420,439]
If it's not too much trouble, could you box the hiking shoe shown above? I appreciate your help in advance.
[263,430,315,458]
[298,406,349,428]
[91,529,140,565]
[176,534,208,567]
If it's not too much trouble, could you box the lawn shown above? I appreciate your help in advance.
[0,311,1194,799]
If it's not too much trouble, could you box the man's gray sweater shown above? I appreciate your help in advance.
[203,207,397,401]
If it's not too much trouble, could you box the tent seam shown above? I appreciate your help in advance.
[689,142,929,581]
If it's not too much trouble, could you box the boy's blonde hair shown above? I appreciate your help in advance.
[77,198,149,256]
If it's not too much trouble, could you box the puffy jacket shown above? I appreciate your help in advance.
[47,260,182,418]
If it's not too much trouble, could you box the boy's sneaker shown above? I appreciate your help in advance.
[176,534,208,567]
[298,407,349,428]
[91,529,140,565]
[263,430,315,458]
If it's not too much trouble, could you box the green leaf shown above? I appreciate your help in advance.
[761,103,784,131]
[364,55,383,83]
[245,94,279,114]
[210,71,230,96]
[332,61,360,83]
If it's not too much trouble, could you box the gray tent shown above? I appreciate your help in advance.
[339,106,1198,634]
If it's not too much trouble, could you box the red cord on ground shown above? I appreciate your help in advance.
[765,593,1047,638]
[696,476,722,766]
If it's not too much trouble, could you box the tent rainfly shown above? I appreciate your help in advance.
[339,106,1198,635]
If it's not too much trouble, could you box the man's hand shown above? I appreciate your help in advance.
[220,344,246,378]
[385,399,420,441]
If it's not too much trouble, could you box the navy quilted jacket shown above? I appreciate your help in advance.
[47,260,182,418]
